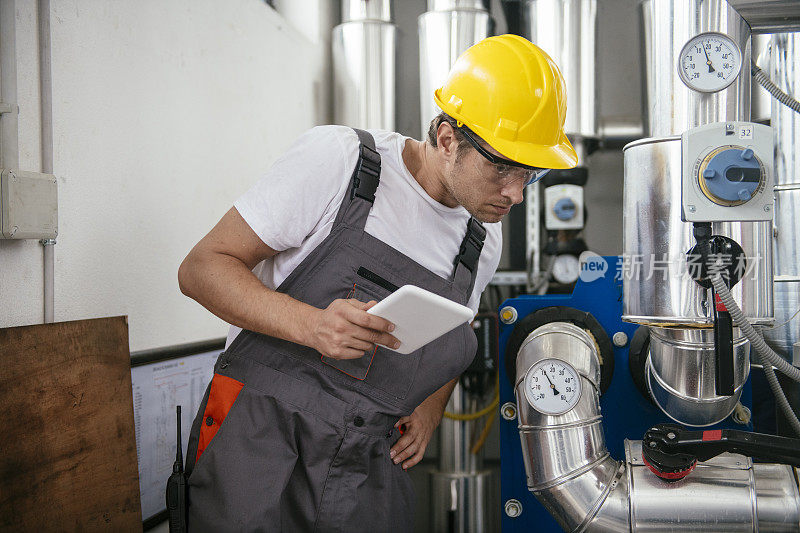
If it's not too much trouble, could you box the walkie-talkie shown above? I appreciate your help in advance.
[166,405,187,532]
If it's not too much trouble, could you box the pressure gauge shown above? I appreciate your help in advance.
[552,254,580,285]
[678,32,742,93]
[524,358,582,415]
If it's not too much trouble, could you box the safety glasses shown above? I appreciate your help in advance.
[459,126,550,185]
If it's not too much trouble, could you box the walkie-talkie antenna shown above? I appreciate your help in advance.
[174,406,183,473]
[167,405,187,532]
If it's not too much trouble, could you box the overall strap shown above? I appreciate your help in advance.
[333,128,381,230]
[452,216,487,299]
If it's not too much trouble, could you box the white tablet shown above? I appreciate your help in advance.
[367,285,474,354]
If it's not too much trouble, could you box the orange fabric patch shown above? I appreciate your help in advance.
[196,373,244,463]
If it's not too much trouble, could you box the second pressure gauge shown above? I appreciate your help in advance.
[678,32,742,93]
[524,359,582,415]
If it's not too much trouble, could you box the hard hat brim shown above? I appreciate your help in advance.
[467,122,579,170]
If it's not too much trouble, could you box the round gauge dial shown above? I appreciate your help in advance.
[552,254,580,285]
[524,359,582,415]
[678,32,742,93]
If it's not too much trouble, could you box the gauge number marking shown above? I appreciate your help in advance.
[678,33,742,93]
[524,359,582,415]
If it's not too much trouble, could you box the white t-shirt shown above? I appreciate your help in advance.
[227,125,502,346]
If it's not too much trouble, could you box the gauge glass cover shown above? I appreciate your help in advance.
[678,32,742,93]
[524,359,582,415]
[552,254,580,284]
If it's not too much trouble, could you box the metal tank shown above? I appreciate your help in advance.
[763,33,800,362]
[624,0,776,426]
[417,0,492,138]
[622,137,773,327]
[332,0,396,130]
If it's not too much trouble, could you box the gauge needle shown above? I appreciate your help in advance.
[703,46,715,73]
[542,370,560,395]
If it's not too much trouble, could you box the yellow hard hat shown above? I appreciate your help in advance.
[434,34,578,169]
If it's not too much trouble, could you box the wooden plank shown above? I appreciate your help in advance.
[0,317,142,531]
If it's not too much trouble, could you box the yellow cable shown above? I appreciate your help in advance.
[443,389,499,421]
[470,408,496,455]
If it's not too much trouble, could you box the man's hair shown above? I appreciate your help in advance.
[426,112,471,160]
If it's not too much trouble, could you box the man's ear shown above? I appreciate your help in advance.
[436,121,459,159]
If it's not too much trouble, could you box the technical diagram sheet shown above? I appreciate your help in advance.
[131,349,221,521]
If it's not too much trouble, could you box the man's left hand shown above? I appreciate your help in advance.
[389,403,442,470]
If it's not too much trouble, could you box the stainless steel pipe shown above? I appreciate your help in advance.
[640,0,751,137]
[763,33,800,362]
[647,326,750,426]
[515,322,622,531]
[514,321,800,531]
[417,3,492,138]
[332,1,396,130]
[433,380,497,532]
[523,0,598,145]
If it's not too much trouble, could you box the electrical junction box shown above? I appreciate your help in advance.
[544,184,584,230]
[681,121,774,223]
[0,169,58,239]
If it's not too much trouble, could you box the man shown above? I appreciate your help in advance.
[178,34,576,531]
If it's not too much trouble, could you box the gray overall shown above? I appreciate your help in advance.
[184,129,485,532]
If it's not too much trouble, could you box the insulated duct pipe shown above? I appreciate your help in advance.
[514,321,800,531]
[763,33,800,364]
[417,0,492,139]
[332,0,396,130]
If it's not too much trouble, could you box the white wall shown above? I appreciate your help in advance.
[0,0,330,351]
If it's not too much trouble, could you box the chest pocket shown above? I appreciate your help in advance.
[320,267,457,401]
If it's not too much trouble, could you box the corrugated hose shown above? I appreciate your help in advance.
[711,274,800,437]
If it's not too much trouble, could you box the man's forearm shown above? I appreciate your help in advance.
[418,377,458,424]
[178,250,317,347]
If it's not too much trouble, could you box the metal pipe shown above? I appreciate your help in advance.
[341,0,391,22]
[0,0,19,170]
[523,0,598,141]
[433,383,496,532]
[39,0,55,324]
[622,136,773,327]
[763,33,800,364]
[640,0,751,137]
[41,239,55,323]
[439,383,480,474]
[332,0,396,130]
[514,321,800,531]
[417,3,492,138]
[646,326,750,426]
[751,34,772,123]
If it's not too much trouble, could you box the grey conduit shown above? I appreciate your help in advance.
[752,60,800,114]
[711,274,800,436]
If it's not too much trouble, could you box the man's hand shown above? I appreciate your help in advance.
[310,299,400,359]
[390,401,443,470]
[390,377,458,469]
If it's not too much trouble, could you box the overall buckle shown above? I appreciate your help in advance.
[351,144,381,202]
